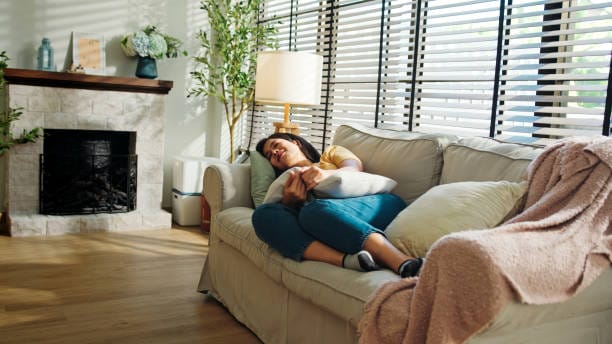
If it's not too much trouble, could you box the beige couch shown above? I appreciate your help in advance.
[197,124,612,344]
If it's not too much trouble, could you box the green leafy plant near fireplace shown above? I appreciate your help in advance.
[0,51,42,155]
[0,51,43,234]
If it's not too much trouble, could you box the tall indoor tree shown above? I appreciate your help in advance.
[190,0,278,163]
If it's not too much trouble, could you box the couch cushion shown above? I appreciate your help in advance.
[213,207,285,283]
[281,259,399,326]
[333,124,458,202]
[386,180,528,257]
[441,137,543,184]
[213,205,401,325]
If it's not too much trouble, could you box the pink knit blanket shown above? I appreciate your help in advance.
[358,136,612,344]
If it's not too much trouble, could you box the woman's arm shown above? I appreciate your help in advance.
[337,158,363,172]
[282,169,308,208]
[300,158,362,191]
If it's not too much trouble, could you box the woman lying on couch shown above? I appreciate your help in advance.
[252,133,424,278]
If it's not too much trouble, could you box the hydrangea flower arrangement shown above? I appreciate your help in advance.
[120,25,187,59]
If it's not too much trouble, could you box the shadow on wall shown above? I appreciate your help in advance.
[0,0,169,74]
[183,0,220,158]
[106,35,134,77]
[180,0,250,161]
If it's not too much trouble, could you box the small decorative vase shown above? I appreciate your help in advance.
[37,37,55,71]
[135,56,157,79]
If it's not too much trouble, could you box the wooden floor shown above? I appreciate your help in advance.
[0,226,261,344]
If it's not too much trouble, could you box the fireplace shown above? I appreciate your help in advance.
[40,129,137,215]
[2,68,173,236]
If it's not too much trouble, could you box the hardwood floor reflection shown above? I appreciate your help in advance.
[0,226,261,343]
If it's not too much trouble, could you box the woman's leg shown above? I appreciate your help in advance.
[302,241,343,266]
[252,203,378,270]
[252,203,344,266]
[363,232,410,273]
[299,193,423,276]
[298,193,408,262]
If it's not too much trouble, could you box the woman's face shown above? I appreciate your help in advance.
[262,138,307,171]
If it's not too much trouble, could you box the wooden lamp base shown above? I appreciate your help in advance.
[274,103,300,135]
[273,121,300,135]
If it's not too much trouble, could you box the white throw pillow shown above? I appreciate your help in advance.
[385,180,527,258]
[262,168,397,204]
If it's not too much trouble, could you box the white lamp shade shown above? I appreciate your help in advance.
[255,51,323,106]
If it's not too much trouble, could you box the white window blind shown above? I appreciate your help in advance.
[413,0,501,136]
[248,0,416,151]
[249,0,611,151]
[332,0,414,132]
[496,0,612,144]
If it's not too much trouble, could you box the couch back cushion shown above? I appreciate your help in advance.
[332,124,457,202]
[440,137,544,184]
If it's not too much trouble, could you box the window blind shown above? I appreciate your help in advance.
[496,0,612,144]
[329,0,415,135]
[413,0,501,136]
[249,0,611,152]
[248,0,416,152]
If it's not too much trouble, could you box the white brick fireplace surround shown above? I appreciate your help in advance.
[1,69,173,236]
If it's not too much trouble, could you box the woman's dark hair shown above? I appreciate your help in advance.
[255,133,321,174]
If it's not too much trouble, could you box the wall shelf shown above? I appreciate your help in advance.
[3,68,173,94]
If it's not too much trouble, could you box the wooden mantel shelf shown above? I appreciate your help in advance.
[3,68,173,94]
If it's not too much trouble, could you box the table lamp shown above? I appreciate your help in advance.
[255,51,323,135]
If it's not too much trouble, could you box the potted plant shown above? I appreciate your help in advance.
[120,25,187,79]
[189,0,278,163]
[0,52,42,154]
[0,51,42,235]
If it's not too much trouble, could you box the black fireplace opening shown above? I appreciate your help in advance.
[40,129,137,215]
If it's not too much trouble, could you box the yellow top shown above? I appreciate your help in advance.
[318,145,361,170]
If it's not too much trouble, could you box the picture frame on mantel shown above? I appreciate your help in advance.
[64,31,106,75]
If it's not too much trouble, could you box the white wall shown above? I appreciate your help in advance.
[0,0,224,208]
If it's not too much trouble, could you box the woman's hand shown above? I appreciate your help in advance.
[300,166,332,191]
[282,170,308,208]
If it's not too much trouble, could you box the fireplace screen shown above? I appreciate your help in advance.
[40,129,137,215]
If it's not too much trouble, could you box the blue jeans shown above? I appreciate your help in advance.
[251,193,406,261]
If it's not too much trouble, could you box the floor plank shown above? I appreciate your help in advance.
[0,226,261,343]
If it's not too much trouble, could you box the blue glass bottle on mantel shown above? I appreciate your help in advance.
[37,38,55,71]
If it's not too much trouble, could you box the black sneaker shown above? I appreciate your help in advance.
[399,257,424,278]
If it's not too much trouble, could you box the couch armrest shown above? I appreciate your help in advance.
[203,163,253,218]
